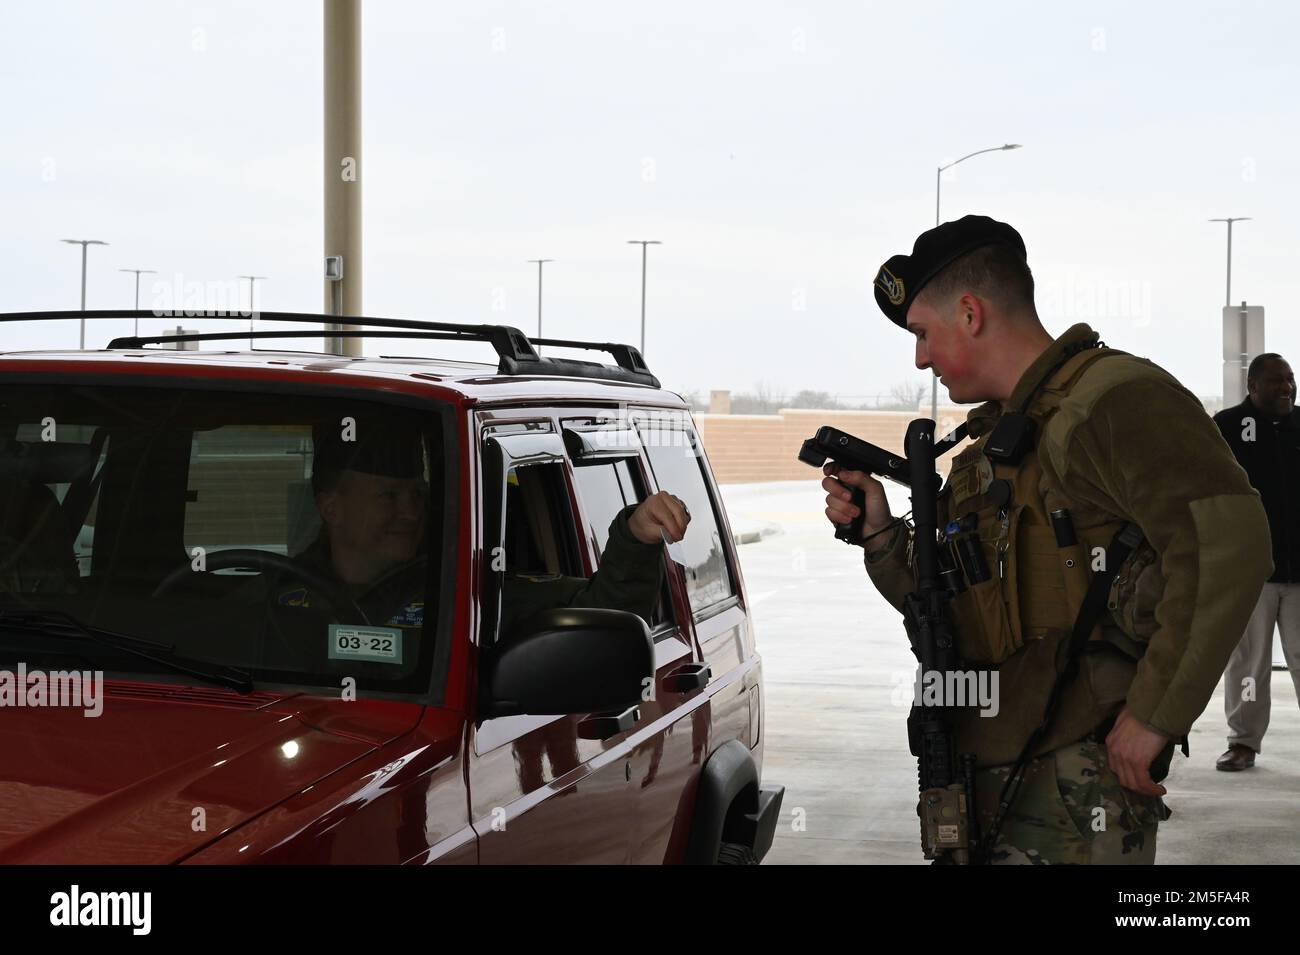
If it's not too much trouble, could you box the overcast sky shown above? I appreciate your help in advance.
[3,0,1296,404]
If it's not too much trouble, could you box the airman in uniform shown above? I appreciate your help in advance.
[824,216,1273,864]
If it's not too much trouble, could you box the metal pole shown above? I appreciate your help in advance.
[526,259,552,355]
[80,244,88,315]
[238,275,267,349]
[1225,220,1233,307]
[927,144,1021,421]
[1209,217,1251,311]
[639,244,647,355]
[1240,301,1248,390]
[119,269,156,335]
[935,166,942,229]
[935,167,946,420]
[324,0,362,357]
[627,240,661,356]
[64,239,108,348]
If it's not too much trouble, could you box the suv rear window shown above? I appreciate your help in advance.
[0,384,453,700]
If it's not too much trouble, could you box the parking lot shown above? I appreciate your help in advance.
[721,480,1300,865]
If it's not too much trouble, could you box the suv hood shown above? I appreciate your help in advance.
[0,682,424,864]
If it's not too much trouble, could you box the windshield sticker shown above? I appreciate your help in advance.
[386,601,424,629]
[328,625,404,664]
[278,587,311,608]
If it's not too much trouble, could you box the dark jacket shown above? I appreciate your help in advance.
[1214,397,1300,583]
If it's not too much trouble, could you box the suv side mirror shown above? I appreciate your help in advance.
[479,607,653,720]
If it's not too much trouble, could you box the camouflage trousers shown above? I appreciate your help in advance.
[973,739,1170,865]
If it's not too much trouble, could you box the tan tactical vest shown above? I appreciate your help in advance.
[933,345,1161,668]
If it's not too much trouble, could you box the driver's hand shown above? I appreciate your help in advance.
[628,491,691,544]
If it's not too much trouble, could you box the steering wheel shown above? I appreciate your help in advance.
[151,549,368,625]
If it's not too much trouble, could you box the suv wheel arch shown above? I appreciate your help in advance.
[685,739,783,864]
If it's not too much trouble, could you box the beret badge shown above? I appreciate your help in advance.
[875,265,906,306]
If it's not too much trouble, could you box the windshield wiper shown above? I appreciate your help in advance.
[0,608,255,694]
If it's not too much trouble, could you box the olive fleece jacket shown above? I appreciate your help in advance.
[863,323,1273,741]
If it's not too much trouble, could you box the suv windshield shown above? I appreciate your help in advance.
[0,383,452,700]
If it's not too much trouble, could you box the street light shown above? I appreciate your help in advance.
[627,240,661,356]
[1208,218,1251,307]
[118,268,158,336]
[929,143,1022,418]
[238,274,268,348]
[61,238,109,348]
[526,259,553,354]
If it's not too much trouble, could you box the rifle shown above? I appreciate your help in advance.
[799,420,980,863]
[899,419,980,863]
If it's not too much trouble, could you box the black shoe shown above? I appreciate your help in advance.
[1215,745,1256,771]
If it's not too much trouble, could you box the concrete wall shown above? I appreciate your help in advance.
[694,392,1224,485]
[694,407,974,485]
[184,458,305,547]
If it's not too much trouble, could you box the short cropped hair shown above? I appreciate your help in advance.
[915,243,1036,315]
[1247,352,1285,384]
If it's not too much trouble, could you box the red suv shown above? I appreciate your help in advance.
[0,310,781,864]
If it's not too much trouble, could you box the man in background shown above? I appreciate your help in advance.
[1213,353,1300,771]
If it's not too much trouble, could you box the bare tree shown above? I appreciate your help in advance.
[678,390,708,412]
[730,380,785,415]
[878,380,927,411]
[788,389,838,409]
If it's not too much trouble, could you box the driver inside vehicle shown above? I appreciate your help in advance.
[280,418,690,636]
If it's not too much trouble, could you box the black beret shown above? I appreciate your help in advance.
[311,416,424,491]
[872,215,1027,328]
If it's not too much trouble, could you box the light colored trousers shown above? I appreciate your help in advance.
[1225,581,1300,752]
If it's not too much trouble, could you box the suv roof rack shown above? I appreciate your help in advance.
[0,310,661,388]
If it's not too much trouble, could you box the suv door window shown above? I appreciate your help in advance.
[479,428,585,646]
[569,457,674,631]
[502,462,581,581]
[638,424,735,616]
[571,458,638,553]
[473,425,640,862]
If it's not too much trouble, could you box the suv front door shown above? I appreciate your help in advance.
[468,420,638,863]
[562,417,711,863]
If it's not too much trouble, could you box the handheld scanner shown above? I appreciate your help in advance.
[798,425,919,544]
